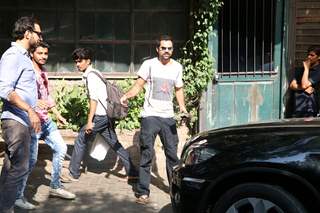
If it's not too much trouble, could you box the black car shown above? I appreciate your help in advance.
[170,118,320,213]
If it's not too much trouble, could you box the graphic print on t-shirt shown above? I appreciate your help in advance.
[151,77,175,101]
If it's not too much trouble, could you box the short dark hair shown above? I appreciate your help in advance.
[308,46,320,56]
[12,16,40,40]
[72,48,93,61]
[156,34,173,48]
[30,41,50,53]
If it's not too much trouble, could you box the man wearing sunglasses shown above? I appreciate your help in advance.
[120,34,188,205]
[0,16,42,213]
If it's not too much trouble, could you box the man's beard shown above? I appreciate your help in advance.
[29,38,39,49]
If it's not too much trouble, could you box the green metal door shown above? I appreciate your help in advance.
[200,0,285,130]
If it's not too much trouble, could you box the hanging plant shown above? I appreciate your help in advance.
[179,0,223,134]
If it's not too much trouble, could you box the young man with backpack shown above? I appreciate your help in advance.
[67,48,137,181]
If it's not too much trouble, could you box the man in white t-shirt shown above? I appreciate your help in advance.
[67,48,137,182]
[120,35,188,204]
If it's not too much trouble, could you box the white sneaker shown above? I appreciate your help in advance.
[49,187,76,200]
[14,198,36,210]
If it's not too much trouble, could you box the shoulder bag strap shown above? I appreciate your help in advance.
[86,71,108,114]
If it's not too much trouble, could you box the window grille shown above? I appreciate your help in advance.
[218,0,276,77]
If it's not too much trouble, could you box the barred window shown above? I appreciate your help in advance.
[218,0,276,77]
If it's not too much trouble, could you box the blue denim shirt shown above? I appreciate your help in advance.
[0,42,37,126]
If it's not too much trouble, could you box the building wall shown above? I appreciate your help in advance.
[294,0,320,66]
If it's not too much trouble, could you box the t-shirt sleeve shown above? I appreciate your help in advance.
[87,72,103,101]
[175,64,184,88]
[137,60,150,81]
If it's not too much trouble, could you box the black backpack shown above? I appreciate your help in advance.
[86,71,128,120]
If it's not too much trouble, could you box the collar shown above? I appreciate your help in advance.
[11,42,29,56]
[83,65,95,78]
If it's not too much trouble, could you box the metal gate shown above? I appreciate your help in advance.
[200,0,285,130]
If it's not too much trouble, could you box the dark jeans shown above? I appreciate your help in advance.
[69,115,137,178]
[0,120,31,212]
[136,116,179,197]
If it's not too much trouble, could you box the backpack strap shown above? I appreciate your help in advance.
[87,70,108,85]
[85,71,109,116]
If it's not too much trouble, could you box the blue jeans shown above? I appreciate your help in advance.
[16,119,67,199]
[69,115,137,178]
[136,116,179,197]
[0,120,31,212]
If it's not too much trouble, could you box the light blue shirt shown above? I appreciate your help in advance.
[0,42,37,126]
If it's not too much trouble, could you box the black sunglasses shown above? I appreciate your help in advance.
[32,30,43,38]
[160,46,173,51]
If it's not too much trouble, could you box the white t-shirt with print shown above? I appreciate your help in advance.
[137,57,183,118]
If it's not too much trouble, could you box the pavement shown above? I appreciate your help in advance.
[0,126,191,213]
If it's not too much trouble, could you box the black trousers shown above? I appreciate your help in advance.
[69,115,137,178]
[136,116,179,196]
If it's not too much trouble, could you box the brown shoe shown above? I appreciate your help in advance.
[60,173,79,183]
[127,176,139,184]
[116,175,138,182]
[135,195,149,205]
[128,176,138,181]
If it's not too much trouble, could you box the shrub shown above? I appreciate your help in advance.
[116,79,144,130]
[51,80,88,131]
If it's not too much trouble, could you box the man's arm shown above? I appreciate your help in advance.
[290,79,314,94]
[289,79,302,91]
[120,77,146,105]
[0,53,41,132]
[51,106,68,125]
[301,60,312,89]
[8,91,41,132]
[175,87,187,113]
[85,99,97,134]
[85,72,104,134]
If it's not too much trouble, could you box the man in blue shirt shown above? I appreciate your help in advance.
[0,16,42,213]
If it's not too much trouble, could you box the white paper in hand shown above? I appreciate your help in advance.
[89,133,110,161]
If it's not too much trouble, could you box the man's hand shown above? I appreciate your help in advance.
[85,121,94,134]
[305,86,314,94]
[57,114,68,125]
[28,108,41,133]
[303,59,311,69]
[37,99,49,110]
[120,95,128,107]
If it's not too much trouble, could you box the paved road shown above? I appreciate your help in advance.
[1,143,173,213]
